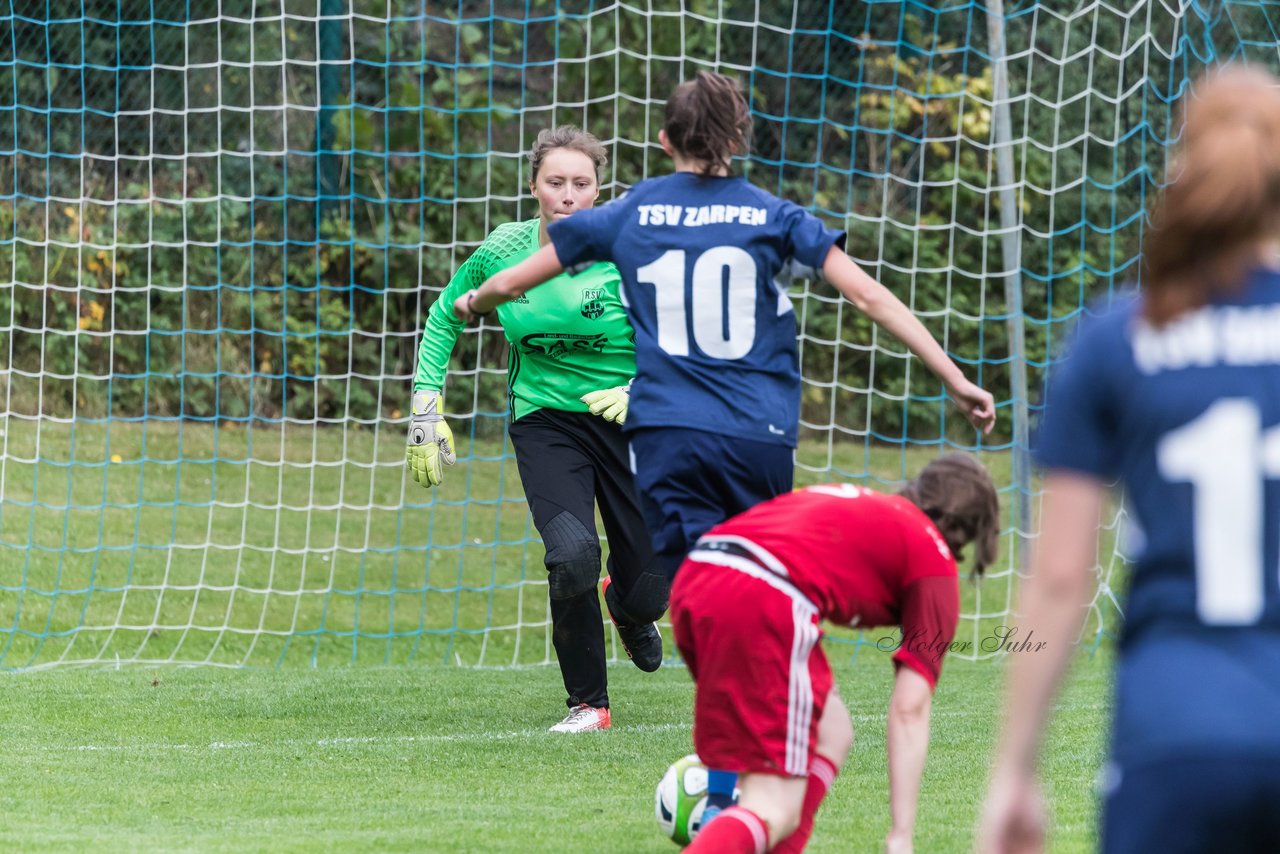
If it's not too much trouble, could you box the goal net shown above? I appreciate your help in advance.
[0,0,1265,668]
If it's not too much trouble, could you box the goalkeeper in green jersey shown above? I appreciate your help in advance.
[408,126,666,733]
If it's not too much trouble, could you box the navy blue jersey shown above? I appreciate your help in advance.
[547,172,845,446]
[1034,268,1280,766]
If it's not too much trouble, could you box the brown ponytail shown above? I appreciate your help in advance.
[1143,66,1280,325]
[662,71,752,176]
[899,454,1000,577]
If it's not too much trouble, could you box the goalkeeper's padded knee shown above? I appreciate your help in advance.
[605,570,669,625]
[542,511,601,600]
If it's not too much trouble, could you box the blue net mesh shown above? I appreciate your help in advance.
[1,0,1276,668]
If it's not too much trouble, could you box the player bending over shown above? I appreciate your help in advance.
[672,455,999,854]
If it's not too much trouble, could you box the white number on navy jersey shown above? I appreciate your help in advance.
[1157,398,1278,625]
[805,484,871,499]
[637,250,689,355]
[636,247,758,360]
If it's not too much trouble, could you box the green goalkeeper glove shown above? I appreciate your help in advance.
[406,390,456,488]
[580,385,629,424]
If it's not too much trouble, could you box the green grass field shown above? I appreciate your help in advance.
[0,418,1124,670]
[0,418,1118,851]
[0,652,1110,852]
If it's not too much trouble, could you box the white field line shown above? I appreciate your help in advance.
[50,703,1104,754]
[57,722,692,753]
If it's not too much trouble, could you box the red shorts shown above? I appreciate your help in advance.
[671,554,833,777]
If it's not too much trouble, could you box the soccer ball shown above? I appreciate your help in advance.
[654,754,710,846]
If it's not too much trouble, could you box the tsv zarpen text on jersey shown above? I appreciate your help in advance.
[636,204,768,227]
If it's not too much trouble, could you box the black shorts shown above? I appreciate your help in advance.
[508,408,656,582]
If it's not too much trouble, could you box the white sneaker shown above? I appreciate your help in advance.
[548,703,611,733]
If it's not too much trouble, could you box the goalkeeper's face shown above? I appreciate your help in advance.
[530,149,601,226]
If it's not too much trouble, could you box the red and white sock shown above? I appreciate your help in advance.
[770,754,839,854]
[685,806,768,854]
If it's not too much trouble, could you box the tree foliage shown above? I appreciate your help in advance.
[1,1,1274,438]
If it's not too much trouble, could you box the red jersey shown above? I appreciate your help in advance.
[692,484,960,686]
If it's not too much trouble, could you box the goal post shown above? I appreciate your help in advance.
[0,0,1262,669]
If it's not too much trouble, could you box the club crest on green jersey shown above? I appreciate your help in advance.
[580,288,605,319]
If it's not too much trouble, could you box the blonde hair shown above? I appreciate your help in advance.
[528,125,607,183]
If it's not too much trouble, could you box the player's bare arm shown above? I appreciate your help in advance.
[885,665,933,854]
[979,471,1102,854]
[821,247,997,435]
[454,242,566,321]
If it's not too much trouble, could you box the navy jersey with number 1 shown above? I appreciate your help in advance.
[1034,268,1280,771]
[547,171,845,448]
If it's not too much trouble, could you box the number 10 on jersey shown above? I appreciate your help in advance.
[637,247,759,360]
